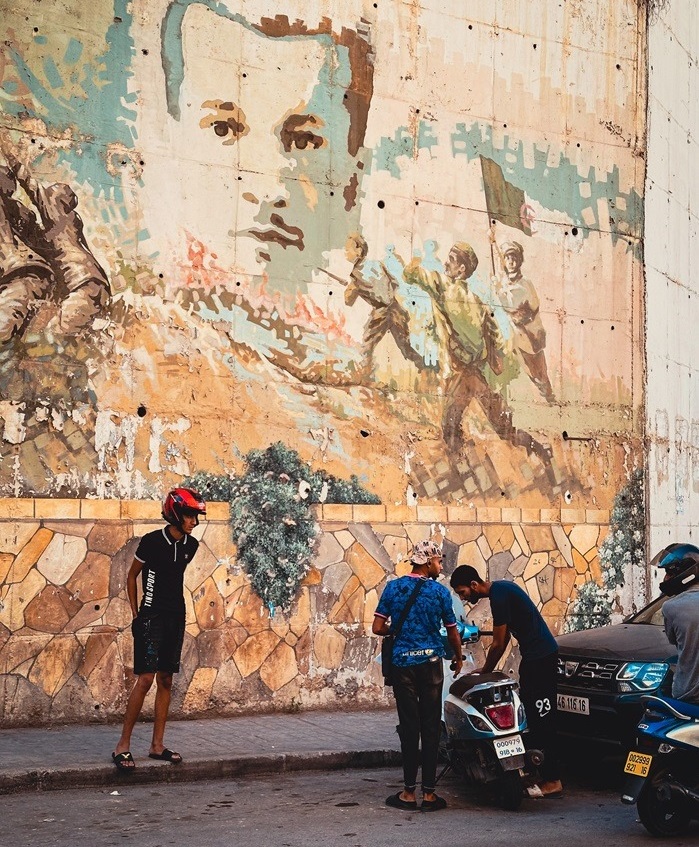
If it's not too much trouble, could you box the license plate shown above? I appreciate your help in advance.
[493,734,526,759]
[557,693,590,715]
[624,751,653,777]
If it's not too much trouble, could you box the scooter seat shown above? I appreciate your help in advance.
[450,672,511,698]
[643,694,699,720]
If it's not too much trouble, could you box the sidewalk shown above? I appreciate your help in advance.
[0,709,401,794]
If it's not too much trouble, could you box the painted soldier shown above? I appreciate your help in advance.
[0,166,53,343]
[495,240,555,403]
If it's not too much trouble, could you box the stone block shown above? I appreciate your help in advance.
[288,588,310,637]
[586,509,609,524]
[87,522,132,556]
[329,575,365,625]
[554,567,577,603]
[210,659,243,708]
[352,504,386,522]
[524,576,542,607]
[0,569,47,631]
[477,534,492,560]
[416,505,447,523]
[34,499,80,519]
[85,640,125,712]
[500,508,522,524]
[201,522,234,560]
[561,509,586,524]
[573,549,589,575]
[233,630,279,678]
[476,507,501,523]
[79,632,116,681]
[206,503,230,521]
[446,506,477,522]
[29,634,81,697]
[24,585,82,633]
[489,551,514,582]
[346,543,386,590]
[0,522,40,555]
[193,576,225,630]
[301,567,322,586]
[445,524,482,545]
[569,524,600,557]
[183,541,218,593]
[232,585,268,636]
[522,524,555,554]
[538,564,556,604]
[0,553,12,584]
[0,499,34,518]
[483,525,515,555]
[313,625,347,669]
[509,555,529,578]
[312,533,344,569]
[347,523,394,570]
[513,525,531,556]
[334,530,355,549]
[36,534,87,585]
[523,552,549,581]
[67,552,111,603]
[182,666,217,713]
[551,524,574,567]
[322,504,353,521]
[520,509,540,524]
[80,499,121,519]
[385,505,418,523]
[5,528,53,583]
[121,501,162,520]
[0,630,52,674]
[0,674,51,725]
[382,534,409,565]
[322,561,353,597]
[260,641,298,692]
[539,508,560,524]
[294,629,312,675]
[458,541,487,572]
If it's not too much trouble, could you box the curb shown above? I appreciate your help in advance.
[0,748,402,795]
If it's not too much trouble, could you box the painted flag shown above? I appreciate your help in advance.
[480,156,533,236]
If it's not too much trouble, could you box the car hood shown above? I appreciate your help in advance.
[556,623,676,662]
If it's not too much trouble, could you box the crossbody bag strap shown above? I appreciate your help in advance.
[390,578,426,638]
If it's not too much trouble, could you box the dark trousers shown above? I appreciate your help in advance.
[519,651,560,782]
[392,660,444,792]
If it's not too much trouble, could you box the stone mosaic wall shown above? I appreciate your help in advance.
[0,499,608,727]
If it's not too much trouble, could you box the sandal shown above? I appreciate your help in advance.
[148,748,183,764]
[112,751,135,772]
[385,792,417,810]
[421,795,447,812]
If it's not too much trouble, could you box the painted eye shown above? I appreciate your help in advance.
[200,100,249,146]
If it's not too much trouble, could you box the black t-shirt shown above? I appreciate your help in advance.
[135,527,199,616]
[489,580,557,661]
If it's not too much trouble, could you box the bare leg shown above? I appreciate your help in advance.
[150,671,174,755]
[114,672,155,757]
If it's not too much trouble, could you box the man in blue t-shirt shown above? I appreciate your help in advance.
[373,541,463,812]
[450,565,562,798]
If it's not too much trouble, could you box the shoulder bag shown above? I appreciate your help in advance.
[381,578,426,687]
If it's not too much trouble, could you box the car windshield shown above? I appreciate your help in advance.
[626,594,667,626]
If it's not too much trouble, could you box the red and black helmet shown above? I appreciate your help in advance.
[162,487,206,529]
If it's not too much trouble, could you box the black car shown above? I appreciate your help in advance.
[555,595,676,750]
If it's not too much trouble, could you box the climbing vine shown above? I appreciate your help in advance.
[185,443,379,612]
[566,469,645,631]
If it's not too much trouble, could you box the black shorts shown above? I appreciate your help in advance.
[132,613,185,675]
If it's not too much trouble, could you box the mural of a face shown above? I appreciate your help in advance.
[153,5,364,297]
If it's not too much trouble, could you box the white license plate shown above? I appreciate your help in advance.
[557,693,590,715]
[493,734,526,759]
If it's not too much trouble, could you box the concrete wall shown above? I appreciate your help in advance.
[0,1,650,723]
[646,1,699,577]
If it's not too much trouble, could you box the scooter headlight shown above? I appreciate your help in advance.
[616,662,668,692]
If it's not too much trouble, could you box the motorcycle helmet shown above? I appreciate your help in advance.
[651,543,699,596]
[162,487,207,529]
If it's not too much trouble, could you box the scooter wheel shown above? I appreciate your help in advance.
[498,771,523,811]
[637,769,692,837]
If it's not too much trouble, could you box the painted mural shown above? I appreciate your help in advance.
[0,0,644,509]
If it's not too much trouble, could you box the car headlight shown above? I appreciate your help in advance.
[616,662,668,692]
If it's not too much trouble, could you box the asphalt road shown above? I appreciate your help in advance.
[3,765,697,847]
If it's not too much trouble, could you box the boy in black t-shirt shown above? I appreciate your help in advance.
[450,565,563,798]
[112,488,206,772]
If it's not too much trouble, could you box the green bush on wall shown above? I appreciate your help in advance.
[185,443,379,611]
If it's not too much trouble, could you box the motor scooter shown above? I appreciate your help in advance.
[621,693,699,836]
[437,622,543,810]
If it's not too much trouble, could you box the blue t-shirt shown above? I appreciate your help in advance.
[375,575,457,667]
[489,580,557,661]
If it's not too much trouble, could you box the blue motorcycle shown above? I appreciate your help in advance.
[621,693,699,836]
